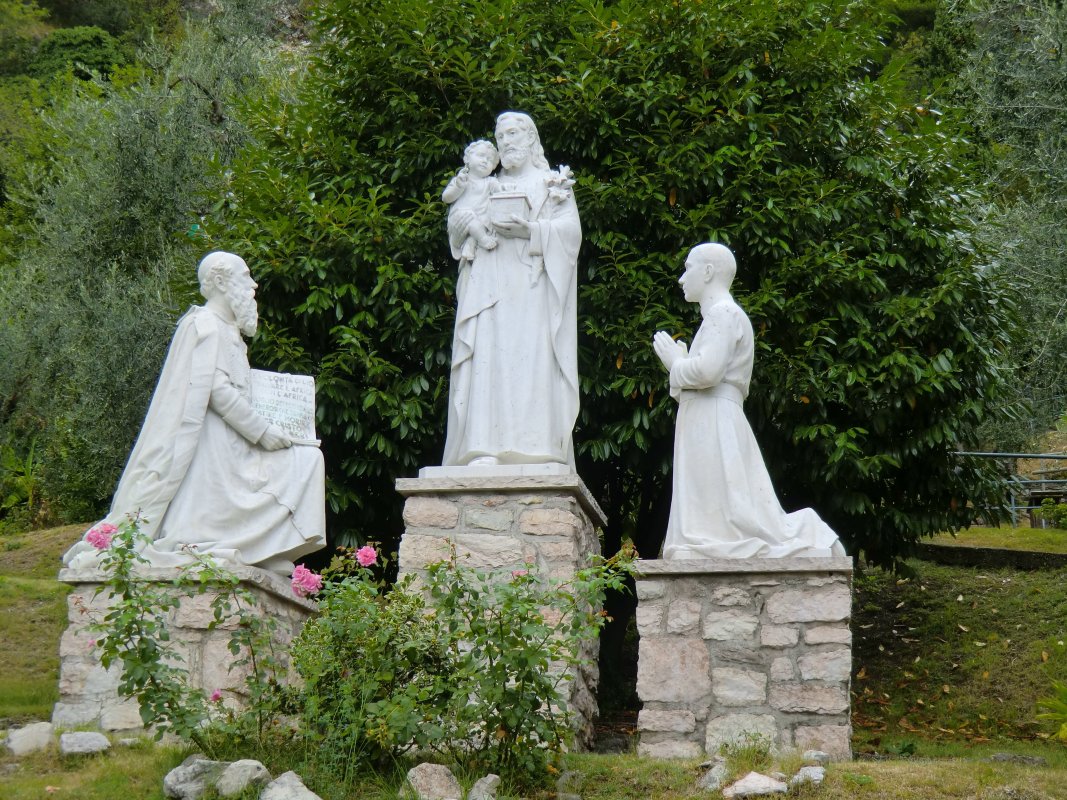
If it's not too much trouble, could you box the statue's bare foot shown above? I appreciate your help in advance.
[469,456,499,466]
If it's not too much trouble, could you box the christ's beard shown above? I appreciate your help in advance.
[499,147,529,169]
[230,293,259,337]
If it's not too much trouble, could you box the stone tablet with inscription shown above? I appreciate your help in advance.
[249,369,319,445]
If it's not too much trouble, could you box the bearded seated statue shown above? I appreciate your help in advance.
[63,251,326,575]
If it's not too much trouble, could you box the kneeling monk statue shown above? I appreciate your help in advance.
[652,243,845,559]
[64,251,326,574]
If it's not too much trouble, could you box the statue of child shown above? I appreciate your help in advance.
[443,139,502,261]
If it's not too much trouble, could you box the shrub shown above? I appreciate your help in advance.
[1035,498,1067,530]
[289,547,633,789]
[27,26,127,80]
[219,0,1017,567]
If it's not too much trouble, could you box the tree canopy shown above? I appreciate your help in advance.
[213,0,1016,567]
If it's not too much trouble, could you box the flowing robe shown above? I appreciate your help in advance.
[63,306,326,573]
[442,168,581,466]
[662,299,844,559]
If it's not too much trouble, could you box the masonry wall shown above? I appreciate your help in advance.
[395,473,606,749]
[635,557,853,760]
[54,566,316,731]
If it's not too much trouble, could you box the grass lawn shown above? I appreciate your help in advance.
[3,525,1067,798]
[929,526,1067,554]
[0,524,82,722]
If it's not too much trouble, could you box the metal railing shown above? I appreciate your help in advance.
[955,451,1067,527]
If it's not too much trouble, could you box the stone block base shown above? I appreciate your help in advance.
[635,557,853,760]
[53,565,316,732]
[396,469,606,749]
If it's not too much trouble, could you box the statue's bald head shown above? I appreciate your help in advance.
[198,251,246,299]
[688,242,736,286]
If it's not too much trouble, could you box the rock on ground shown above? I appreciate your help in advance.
[260,770,323,800]
[802,749,831,765]
[215,759,271,797]
[698,764,730,791]
[789,766,826,787]
[163,755,228,800]
[722,771,788,798]
[406,763,464,800]
[59,731,111,756]
[6,722,54,756]
[468,773,501,800]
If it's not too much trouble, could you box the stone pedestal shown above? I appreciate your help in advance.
[635,557,853,761]
[396,467,606,748]
[53,565,316,732]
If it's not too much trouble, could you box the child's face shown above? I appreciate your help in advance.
[466,146,497,177]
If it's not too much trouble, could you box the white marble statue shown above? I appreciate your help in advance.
[442,112,581,467]
[63,251,327,574]
[442,139,502,260]
[653,243,845,559]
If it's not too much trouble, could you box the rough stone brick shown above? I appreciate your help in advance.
[804,625,852,645]
[637,638,711,703]
[798,649,852,683]
[667,599,703,634]
[769,684,849,714]
[635,602,665,636]
[454,533,525,568]
[536,539,578,562]
[710,586,752,607]
[397,533,452,568]
[638,709,697,733]
[636,580,666,601]
[760,625,799,648]
[770,657,794,681]
[765,585,850,624]
[702,610,759,641]
[518,508,581,536]
[637,739,703,759]
[712,668,767,706]
[465,507,513,531]
[705,713,778,754]
[403,496,460,529]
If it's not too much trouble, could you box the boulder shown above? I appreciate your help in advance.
[468,773,502,800]
[722,771,788,798]
[215,759,271,797]
[163,754,228,800]
[59,731,111,756]
[406,763,463,800]
[698,764,730,791]
[789,766,826,788]
[6,722,54,756]
[260,771,322,800]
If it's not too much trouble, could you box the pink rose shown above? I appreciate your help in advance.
[511,569,528,578]
[355,545,377,567]
[291,564,323,598]
[86,522,118,550]
[210,689,223,703]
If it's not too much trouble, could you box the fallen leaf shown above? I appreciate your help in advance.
[857,667,868,679]
[957,595,964,602]
[1042,651,1050,662]
[958,624,970,632]
[942,685,951,694]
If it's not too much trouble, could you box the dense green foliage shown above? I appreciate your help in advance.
[26,25,127,80]
[952,0,1067,447]
[216,0,1015,566]
[0,1,288,522]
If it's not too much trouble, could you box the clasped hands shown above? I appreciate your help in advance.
[653,330,688,371]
